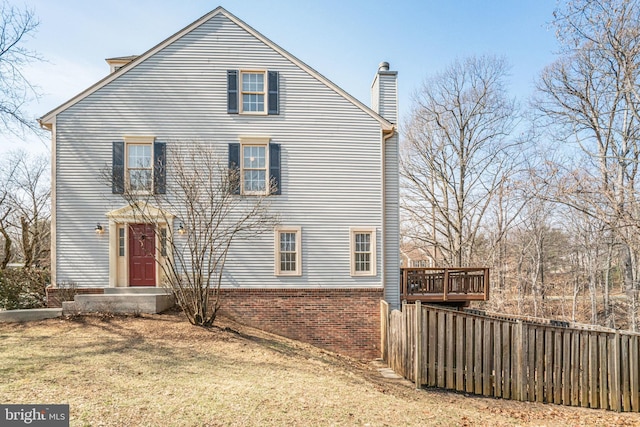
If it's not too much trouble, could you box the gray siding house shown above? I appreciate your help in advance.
[39,7,399,359]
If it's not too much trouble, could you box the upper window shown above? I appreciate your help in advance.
[275,226,301,276]
[127,143,152,192]
[228,141,281,196]
[242,144,267,194]
[227,70,279,115]
[350,227,377,276]
[112,136,165,195]
[241,71,266,113]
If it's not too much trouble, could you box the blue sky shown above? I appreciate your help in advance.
[3,0,559,154]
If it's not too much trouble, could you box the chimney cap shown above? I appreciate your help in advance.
[378,61,390,72]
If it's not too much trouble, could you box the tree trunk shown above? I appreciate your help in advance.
[0,226,11,269]
[20,216,33,268]
[604,243,612,327]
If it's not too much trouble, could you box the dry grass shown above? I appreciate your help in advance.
[0,312,638,426]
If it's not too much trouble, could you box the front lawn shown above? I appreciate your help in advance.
[0,313,637,426]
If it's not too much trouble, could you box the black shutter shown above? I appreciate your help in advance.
[153,141,166,194]
[269,143,281,195]
[227,70,239,114]
[268,71,279,115]
[112,141,125,194]
[228,143,240,194]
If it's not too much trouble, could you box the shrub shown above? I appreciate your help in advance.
[0,268,49,310]
[54,281,78,303]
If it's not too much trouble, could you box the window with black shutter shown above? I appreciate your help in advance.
[229,140,281,195]
[228,70,280,115]
[112,141,125,194]
[112,137,164,195]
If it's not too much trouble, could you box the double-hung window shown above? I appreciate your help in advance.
[275,226,301,276]
[241,71,266,113]
[228,140,280,196]
[350,227,377,276]
[127,144,152,192]
[242,144,267,194]
[112,137,166,195]
[227,69,279,115]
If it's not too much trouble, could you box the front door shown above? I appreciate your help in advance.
[129,223,156,286]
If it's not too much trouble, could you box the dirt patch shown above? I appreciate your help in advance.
[0,312,638,426]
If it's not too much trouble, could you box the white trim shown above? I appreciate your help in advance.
[50,117,57,286]
[123,135,155,144]
[239,69,268,115]
[274,226,302,276]
[37,7,393,133]
[350,227,377,277]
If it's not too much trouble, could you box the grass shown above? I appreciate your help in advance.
[0,312,638,426]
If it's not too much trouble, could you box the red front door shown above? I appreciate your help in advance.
[129,223,156,286]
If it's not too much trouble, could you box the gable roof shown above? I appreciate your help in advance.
[38,6,393,132]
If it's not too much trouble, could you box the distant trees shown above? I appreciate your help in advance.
[401,1,640,332]
[401,55,525,268]
[534,0,640,330]
[0,151,50,310]
[0,151,50,269]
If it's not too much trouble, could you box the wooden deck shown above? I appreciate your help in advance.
[401,267,490,302]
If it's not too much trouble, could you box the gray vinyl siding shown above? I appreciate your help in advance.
[384,133,400,308]
[377,72,398,124]
[53,13,393,289]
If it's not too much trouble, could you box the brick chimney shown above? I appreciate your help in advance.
[371,61,398,124]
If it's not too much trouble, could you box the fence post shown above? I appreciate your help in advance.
[415,300,423,390]
[515,320,525,401]
[380,300,389,362]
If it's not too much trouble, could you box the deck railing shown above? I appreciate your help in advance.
[401,267,490,302]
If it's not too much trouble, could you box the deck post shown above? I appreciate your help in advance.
[484,268,490,301]
[443,269,449,301]
[414,300,423,389]
[402,268,408,297]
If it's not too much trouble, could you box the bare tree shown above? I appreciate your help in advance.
[0,156,18,268]
[13,152,49,267]
[0,1,41,135]
[0,151,49,268]
[535,0,640,330]
[113,143,277,326]
[401,55,524,267]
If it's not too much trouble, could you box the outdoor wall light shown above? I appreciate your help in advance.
[178,223,186,235]
[95,223,104,234]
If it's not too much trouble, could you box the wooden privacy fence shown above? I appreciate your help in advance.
[380,301,640,412]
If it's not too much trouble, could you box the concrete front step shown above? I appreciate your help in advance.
[104,287,172,295]
[63,293,175,315]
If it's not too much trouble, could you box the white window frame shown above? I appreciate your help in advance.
[350,227,377,277]
[240,137,269,195]
[239,70,267,115]
[275,226,301,276]
[124,136,155,194]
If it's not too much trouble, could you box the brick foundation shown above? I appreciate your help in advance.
[45,285,383,360]
[219,288,383,360]
[46,287,104,308]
